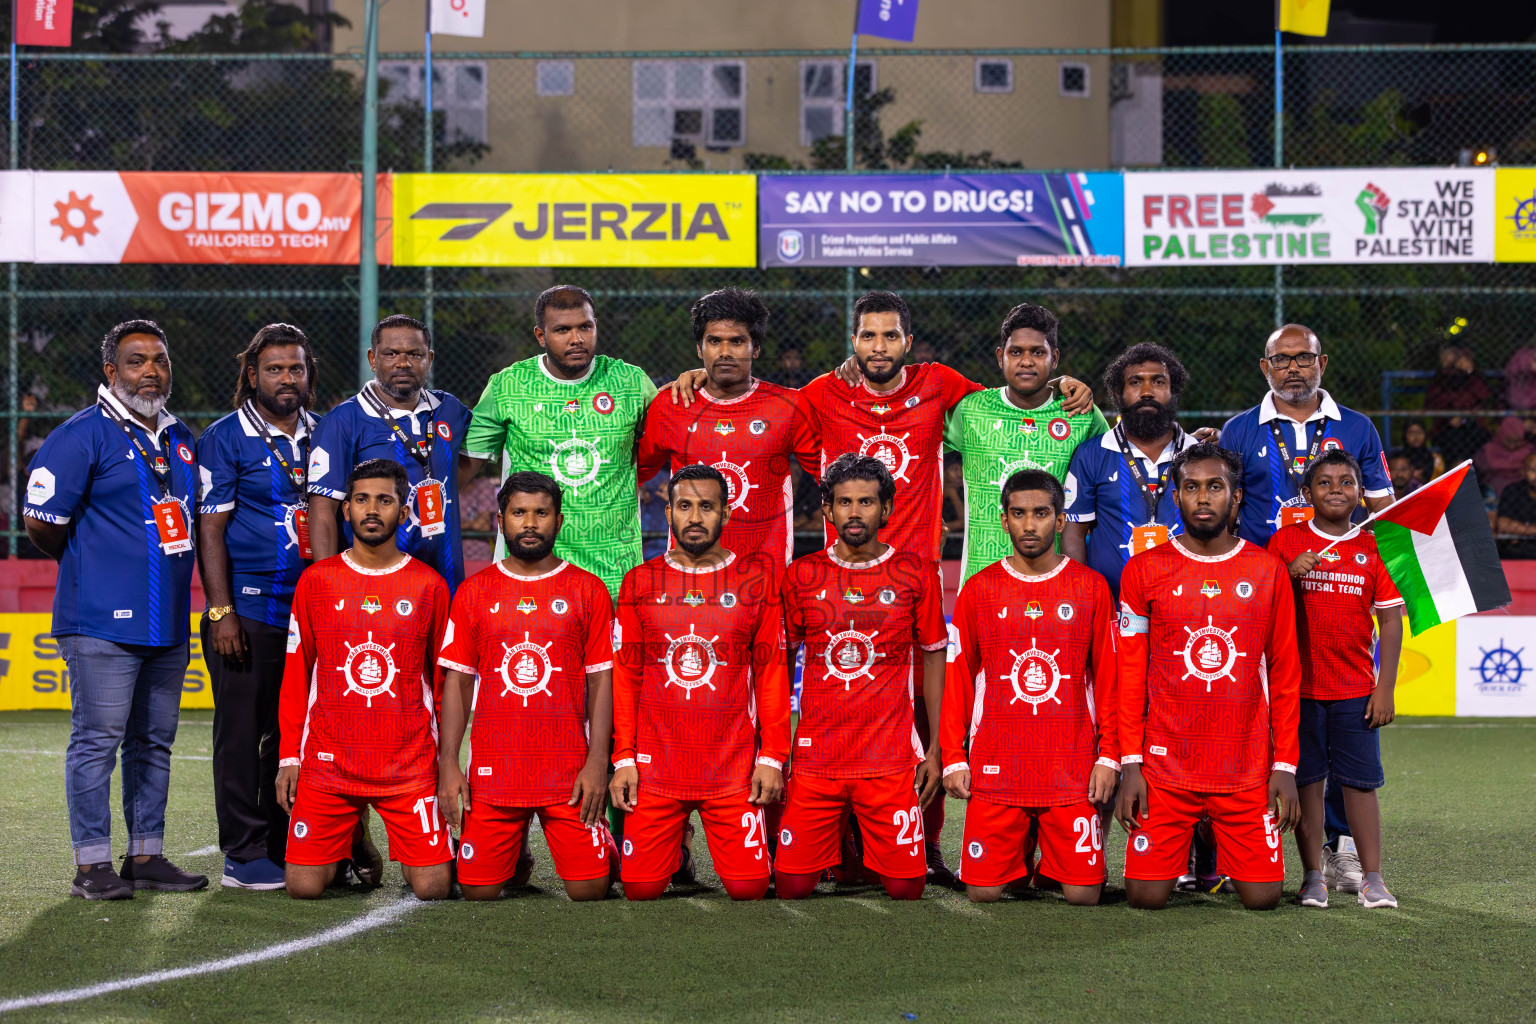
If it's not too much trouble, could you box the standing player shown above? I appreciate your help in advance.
[438,472,618,902]
[944,303,1109,583]
[777,455,949,901]
[277,459,454,900]
[942,469,1119,905]
[1267,450,1404,909]
[1116,443,1302,911]
[609,465,789,901]
[461,285,657,598]
[638,287,821,566]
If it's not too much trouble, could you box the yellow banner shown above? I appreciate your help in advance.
[1278,0,1330,37]
[392,173,756,268]
[1494,168,1536,263]
[1392,618,1456,716]
[0,615,215,711]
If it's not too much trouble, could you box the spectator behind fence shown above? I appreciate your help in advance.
[459,472,498,563]
[1400,421,1443,482]
[1495,452,1536,558]
[1387,450,1420,501]
[1505,346,1536,413]
[941,454,965,560]
[1476,416,1534,497]
[638,469,670,562]
[1428,347,1494,469]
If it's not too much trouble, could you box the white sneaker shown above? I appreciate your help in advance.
[1323,836,1363,894]
[1358,878,1398,908]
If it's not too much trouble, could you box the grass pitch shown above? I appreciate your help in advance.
[0,711,1533,1023]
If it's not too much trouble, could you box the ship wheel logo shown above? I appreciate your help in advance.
[338,632,399,706]
[823,620,884,689]
[1472,638,1531,694]
[660,624,722,697]
[497,632,562,705]
[1506,191,1536,235]
[1007,638,1066,714]
[51,191,102,246]
[991,454,1047,489]
[550,430,603,490]
[1175,616,1246,692]
[857,431,915,482]
[713,451,757,510]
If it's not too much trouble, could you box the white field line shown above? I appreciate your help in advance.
[778,902,810,918]
[846,897,891,915]
[184,845,221,857]
[0,748,212,762]
[934,897,984,916]
[0,899,423,1014]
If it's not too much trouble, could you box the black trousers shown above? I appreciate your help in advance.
[202,614,289,865]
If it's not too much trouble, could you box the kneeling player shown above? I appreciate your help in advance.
[438,473,619,901]
[1115,443,1301,911]
[609,465,789,901]
[942,470,1119,905]
[777,454,949,901]
[277,460,454,900]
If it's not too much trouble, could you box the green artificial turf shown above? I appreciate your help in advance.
[0,711,1532,1023]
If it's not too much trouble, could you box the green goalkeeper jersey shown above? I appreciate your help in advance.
[463,354,657,597]
[944,387,1109,583]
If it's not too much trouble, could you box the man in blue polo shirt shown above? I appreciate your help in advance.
[305,314,474,590]
[1062,342,1199,597]
[24,319,208,900]
[195,323,321,891]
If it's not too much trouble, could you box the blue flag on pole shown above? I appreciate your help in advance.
[856,0,919,41]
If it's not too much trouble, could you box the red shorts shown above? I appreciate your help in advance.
[620,789,771,884]
[286,782,453,868]
[776,770,926,880]
[959,798,1106,887]
[1123,779,1285,883]
[457,801,617,886]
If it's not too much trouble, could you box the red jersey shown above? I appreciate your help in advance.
[783,545,949,779]
[437,560,614,807]
[802,363,983,562]
[637,379,821,565]
[279,553,451,798]
[1266,522,1404,700]
[1117,538,1301,794]
[942,557,1119,807]
[612,550,790,801]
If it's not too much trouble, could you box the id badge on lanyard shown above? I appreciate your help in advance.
[416,480,446,537]
[1271,419,1328,527]
[292,506,314,559]
[152,499,193,554]
[1130,522,1169,554]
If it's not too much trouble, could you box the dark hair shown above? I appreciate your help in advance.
[852,291,911,339]
[1103,342,1188,409]
[820,452,896,508]
[668,463,729,504]
[1170,442,1243,489]
[101,319,168,367]
[346,458,410,505]
[1001,468,1065,515]
[497,471,562,515]
[534,284,595,330]
[1386,448,1414,465]
[371,313,432,351]
[232,323,317,410]
[691,287,769,350]
[1301,449,1363,491]
[998,302,1059,353]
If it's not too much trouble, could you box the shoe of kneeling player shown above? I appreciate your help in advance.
[671,821,697,887]
[350,819,384,890]
[925,843,961,891]
[829,814,870,886]
[509,844,536,888]
[1357,877,1397,908]
[1298,872,1329,908]
[1323,835,1364,894]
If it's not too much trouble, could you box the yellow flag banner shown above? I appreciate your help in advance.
[0,614,214,711]
[1278,0,1330,37]
[391,173,756,267]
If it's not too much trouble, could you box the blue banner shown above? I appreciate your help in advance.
[759,173,1125,268]
[856,0,919,42]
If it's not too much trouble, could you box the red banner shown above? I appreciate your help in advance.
[16,0,73,47]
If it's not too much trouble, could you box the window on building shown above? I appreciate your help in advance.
[632,60,747,149]
[1059,61,1090,98]
[799,60,876,145]
[975,59,1014,94]
[536,60,574,97]
[379,60,489,145]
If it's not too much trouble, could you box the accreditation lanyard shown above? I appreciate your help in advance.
[360,384,446,537]
[1115,424,1180,554]
[1269,416,1331,527]
[242,403,314,558]
[99,399,192,555]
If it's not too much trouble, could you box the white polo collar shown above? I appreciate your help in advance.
[238,401,314,443]
[356,381,441,419]
[1258,389,1340,425]
[999,386,1057,413]
[96,383,178,439]
[1098,423,1197,464]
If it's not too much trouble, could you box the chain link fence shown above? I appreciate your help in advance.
[7,45,1536,551]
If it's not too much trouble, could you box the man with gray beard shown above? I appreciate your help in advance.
[24,320,208,899]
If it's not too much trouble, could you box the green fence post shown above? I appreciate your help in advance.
[423,15,434,353]
[1273,25,1285,328]
[8,41,17,555]
[358,0,380,386]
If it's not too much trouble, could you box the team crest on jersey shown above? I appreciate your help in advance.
[1024,601,1044,620]
[460,842,475,861]
[659,624,723,697]
[778,828,795,848]
[293,820,309,840]
[823,620,885,689]
[551,598,570,615]
[749,419,768,435]
[1047,418,1071,441]
[395,598,413,616]
[1321,437,1343,452]
[497,632,563,705]
[1199,580,1221,598]
[1292,456,1308,472]
[338,632,399,707]
[904,396,921,409]
[967,839,985,860]
[516,597,538,614]
[362,595,382,614]
[435,421,452,441]
[720,591,737,609]
[878,588,896,605]
[857,430,915,482]
[714,420,735,436]
[1234,580,1254,600]
[1319,549,1341,563]
[682,590,706,607]
[1132,833,1151,853]
[1354,552,1369,565]
[1056,602,1075,621]
[1175,616,1247,692]
[177,443,194,464]
[1007,637,1068,714]
[622,838,634,857]
[154,455,169,474]
[713,452,756,510]
[593,392,615,415]
[1020,418,1037,435]
[843,587,865,604]
[871,404,892,416]
[563,399,580,413]
[550,430,603,490]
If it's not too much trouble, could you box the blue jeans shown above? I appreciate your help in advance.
[59,635,189,866]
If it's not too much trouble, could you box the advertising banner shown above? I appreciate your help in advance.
[1455,616,1536,716]
[1125,168,1494,266]
[759,172,1123,268]
[0,614,213,711]
[1494,167,1536,263]
[0,171,36,263]
[392,173,756,267]
[15,0,74,47]
[31,171,384,264]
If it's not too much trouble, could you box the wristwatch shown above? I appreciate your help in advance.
[206,605,235,622]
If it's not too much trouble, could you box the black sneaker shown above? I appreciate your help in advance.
[925,843,962,891]
[119,855,208,892]
[671,822,697,887]
[70,862,134,900]
[510,845,536,888]
[351,821,384,889]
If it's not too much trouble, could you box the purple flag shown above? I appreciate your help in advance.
[856,0,919,41]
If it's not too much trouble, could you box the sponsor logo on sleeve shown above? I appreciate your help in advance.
[307,446,329,482]
[26,467,55,505]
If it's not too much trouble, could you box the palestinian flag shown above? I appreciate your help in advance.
[1373,461,1510,635]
